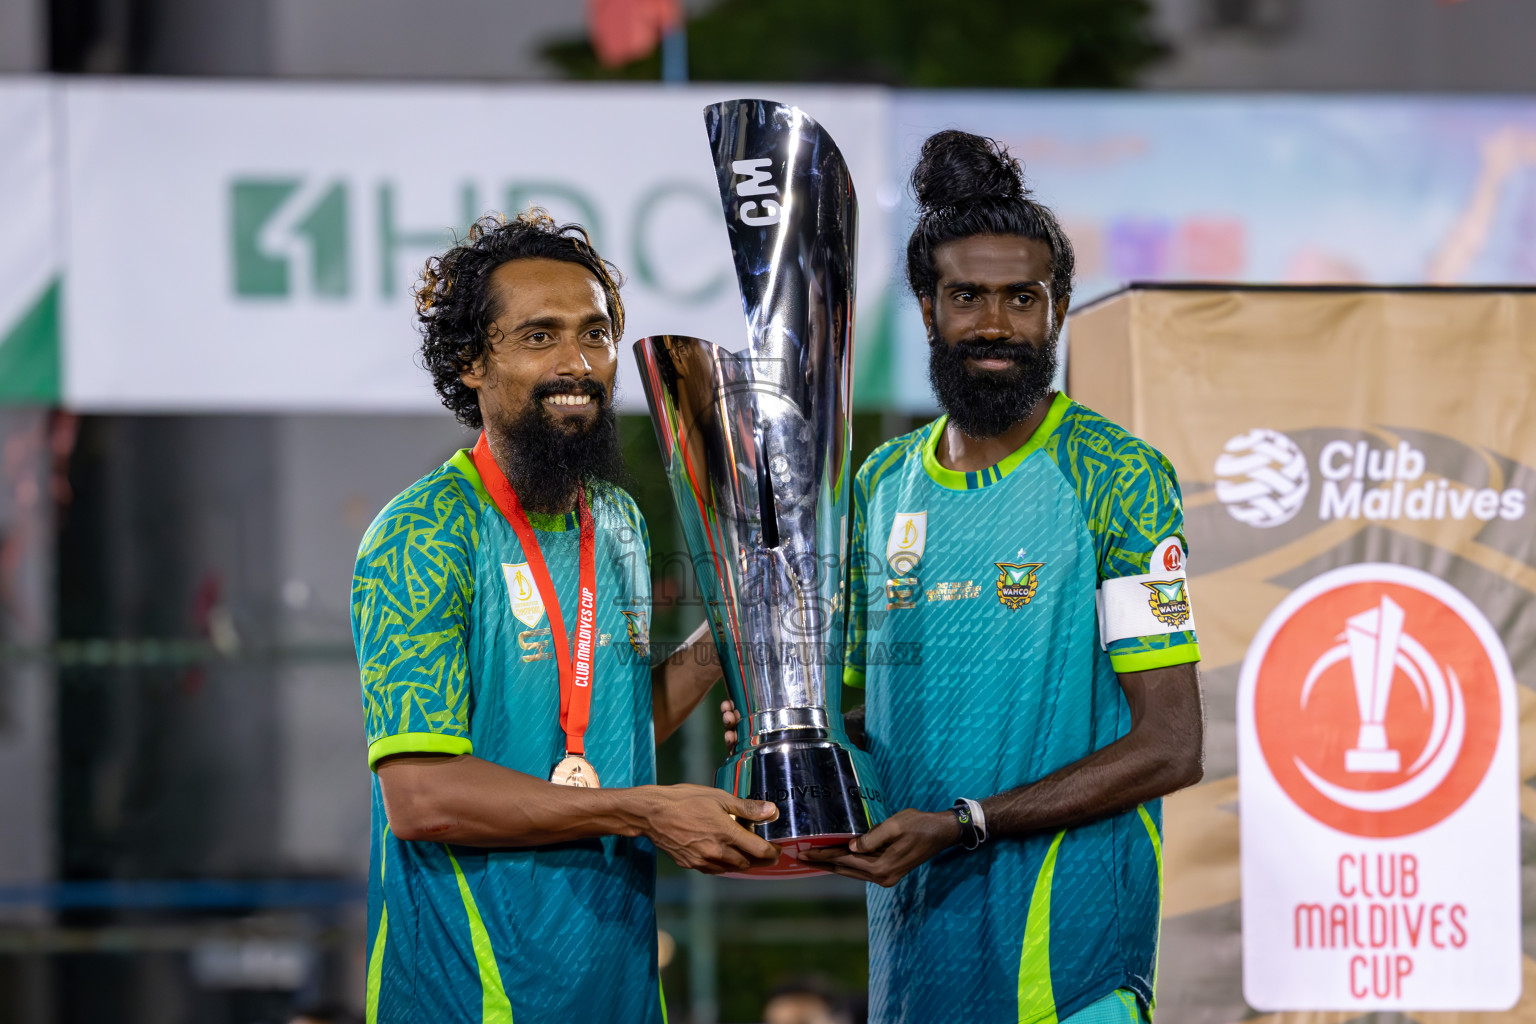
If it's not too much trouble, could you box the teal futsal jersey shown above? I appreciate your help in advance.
[351,449,663,1024]
[845,393,1200,1024]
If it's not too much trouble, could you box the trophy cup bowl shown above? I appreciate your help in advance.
[633,99,888,878]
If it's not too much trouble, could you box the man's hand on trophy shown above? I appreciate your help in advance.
[798,809,961,888]
[718,700,869,751]
[720,700,742,750]
[639,784,781,874]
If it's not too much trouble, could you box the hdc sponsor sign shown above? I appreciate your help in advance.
[1238,563,1519,1011]
[61,81,890,412]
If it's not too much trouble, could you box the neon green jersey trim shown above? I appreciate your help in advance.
[449,449,493,505]
[367,828,389,1023]
[659,977,669,1024]
[366,903,388,1023]
[1108,644,1201,675]
[448,448,574,531]
[1138,805,1164,1018]
[1018,829,1067,1024]
[368,731,473,771]
[922,392,1071,492]
[843,667,866,689]
[447,846,514,1024]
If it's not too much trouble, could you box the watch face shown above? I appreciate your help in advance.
[952,805,978,848]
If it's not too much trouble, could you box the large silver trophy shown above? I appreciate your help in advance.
[634,100,888,878]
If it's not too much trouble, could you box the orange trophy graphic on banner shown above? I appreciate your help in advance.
[1250,572,1505,840]
[1341,596,1408,775]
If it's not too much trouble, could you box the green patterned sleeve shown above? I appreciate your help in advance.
[351,476,478,770]
[1098,443,1201,674]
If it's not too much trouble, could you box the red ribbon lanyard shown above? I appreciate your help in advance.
[472,433,598,758]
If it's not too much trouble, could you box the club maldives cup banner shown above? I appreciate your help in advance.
[1069,286,1531,1016]
[1239,561,1518,1011]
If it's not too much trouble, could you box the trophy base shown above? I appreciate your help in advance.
[716,734,887,880]
[724,835,857,879]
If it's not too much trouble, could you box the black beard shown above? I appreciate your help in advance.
[926,326,1060,439]
[489,378,628,515]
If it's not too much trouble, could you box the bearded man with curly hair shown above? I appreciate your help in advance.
[351,211,780,1024]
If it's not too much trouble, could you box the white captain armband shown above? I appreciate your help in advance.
[1097,536,1197,647]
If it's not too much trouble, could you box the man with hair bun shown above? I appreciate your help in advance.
[729,131,1205,1022]
[353,210,780,1023]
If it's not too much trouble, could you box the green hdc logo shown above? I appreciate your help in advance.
[229,178,729,303]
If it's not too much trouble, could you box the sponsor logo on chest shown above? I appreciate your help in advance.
[994,553,1046,610]
[621,610,650,657]
[879,510,1056,611]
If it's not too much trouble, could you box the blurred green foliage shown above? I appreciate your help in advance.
[545,0,1166,88]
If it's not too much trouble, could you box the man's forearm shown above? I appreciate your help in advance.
[652,621,722,743]
[981,732,1198,838]
[800,667,1201,887]
[981,665,1204,837]
[377,751,784,873]
[378,753,656,847]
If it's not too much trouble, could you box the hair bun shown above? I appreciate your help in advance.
[911,130,1027,212]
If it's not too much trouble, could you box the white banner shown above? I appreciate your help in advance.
[1238,563,1520,1012]
[61,81,893,412]
[0,80,57,399]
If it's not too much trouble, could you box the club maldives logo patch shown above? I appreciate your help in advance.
[1143,579,1191,628]
[994,561,1044,610]
[502,562,545,628]
[886,512,927,575]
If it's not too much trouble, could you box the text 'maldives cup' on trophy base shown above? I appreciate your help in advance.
[634,99,889,878]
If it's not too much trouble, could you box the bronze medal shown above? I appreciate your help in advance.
[549,754,600,788]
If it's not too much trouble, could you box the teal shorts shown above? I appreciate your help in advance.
[1061,989,1147,1023]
